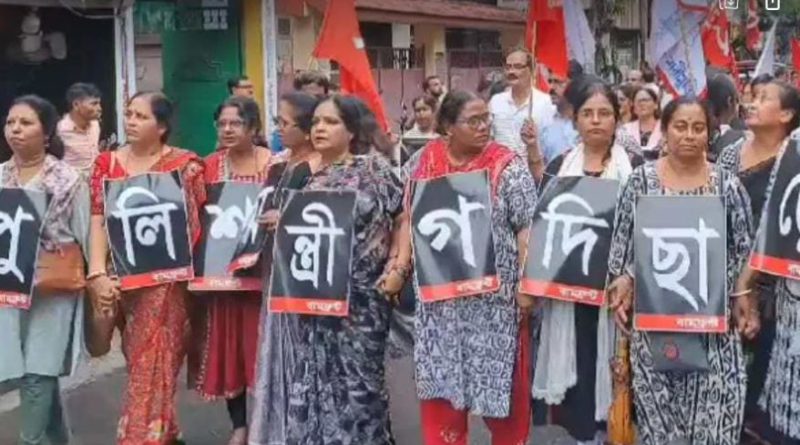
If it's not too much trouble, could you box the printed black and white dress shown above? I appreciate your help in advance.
[758,134,800,441]
[607,163,753,445]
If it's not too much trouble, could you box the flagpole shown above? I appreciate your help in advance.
[529,20,537,121]
[677,4,697,96]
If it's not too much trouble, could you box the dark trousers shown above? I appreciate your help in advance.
[226,393,247,429]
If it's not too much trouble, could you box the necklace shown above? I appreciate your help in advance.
[225,146,261,179]
[122,145,170,178]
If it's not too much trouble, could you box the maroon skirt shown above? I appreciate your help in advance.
[190,292,262,399]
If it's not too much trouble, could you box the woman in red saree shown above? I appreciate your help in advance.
[189,96,271,445]
[87,92,205,445]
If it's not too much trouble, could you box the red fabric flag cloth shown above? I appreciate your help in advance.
[313,0,388,131]
[702,4,736,73]
[746,0,762,52]
[526,0,568,80]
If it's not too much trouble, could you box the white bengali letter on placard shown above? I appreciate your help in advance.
[111,186,179,266]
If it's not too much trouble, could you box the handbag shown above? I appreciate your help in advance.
[35,242,86,295]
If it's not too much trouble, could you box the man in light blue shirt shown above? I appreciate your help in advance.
[539,89,579,164]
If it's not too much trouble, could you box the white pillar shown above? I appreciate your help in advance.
[114,6,136,143]
[262,0,279,135]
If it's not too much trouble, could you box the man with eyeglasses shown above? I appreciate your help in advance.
[489,48,556,177]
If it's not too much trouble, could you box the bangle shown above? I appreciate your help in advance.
[731,289,753,297]
[86,270,107,281]
[529,156,544,164]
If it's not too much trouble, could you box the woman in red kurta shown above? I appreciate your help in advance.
[190,96,272,445]
[87,92,206,445]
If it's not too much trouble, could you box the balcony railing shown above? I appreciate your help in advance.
[448,49,504,69]
[366,47,425,70]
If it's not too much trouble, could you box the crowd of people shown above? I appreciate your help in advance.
[1,45,800,445]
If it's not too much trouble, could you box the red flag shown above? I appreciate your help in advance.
[746,0,762,52]
[526,0,568,81]
[792,39,800,87]
[702,5,735,73]
[313,0,388,131]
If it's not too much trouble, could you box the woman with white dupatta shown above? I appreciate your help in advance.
[534,77,643,445]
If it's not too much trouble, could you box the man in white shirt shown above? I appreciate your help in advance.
[489,49,556,171]
[57,83,102,178]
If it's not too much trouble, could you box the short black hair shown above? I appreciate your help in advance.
[706,73,738,119]
[772,80,800,134]
[214,96,262,133]
[750,73,775,88]
[642,66,656,83]
[422,75,441,91]
[660,96,711,134]
[130,91,174,143]
[65,82,101,110]
[314,95,386,156]
[227,76,249,94]
[293,71,330,95]
[567,75,620,123]
[1,95,65,160]
[280,92,320,133]
[411,95,439,113]
[435,90,481,135]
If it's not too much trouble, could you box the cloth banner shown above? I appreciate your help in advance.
[0,188,49,309]
[104,171,193,290]
[411,170,499,303]
[268,189,357,317]
[751,139,800,279]
[634,195,727,333]
[520,176,618,306]
[190,181,273,291]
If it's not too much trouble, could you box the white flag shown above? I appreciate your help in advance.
[754,23,777,77]
[563,0,595,74]
[649,0,708,96]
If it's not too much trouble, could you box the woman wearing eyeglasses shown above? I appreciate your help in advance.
[395,90,538,444]
[189,96,271,445]
[617,86,662,160]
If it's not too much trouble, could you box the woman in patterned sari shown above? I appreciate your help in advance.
[249,95,403,445]
[87,92,206,445]
[717,81,800,443]
[607,96,760,445]
[0,95,89,445]
[733,84,800,444]
[189,97,271,445]
[400,90,537,445]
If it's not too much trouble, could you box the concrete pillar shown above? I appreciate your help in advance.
[291,10,326,72]
[414,23,446,77]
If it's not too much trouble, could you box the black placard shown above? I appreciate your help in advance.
[268,190,357,317]
[634,195,728,333]
[520,176,618,306]
[190,181,271,291]
[411,170,499,302]
[751,138,800,279]
[0,188,49,309]
[104,172,193,290]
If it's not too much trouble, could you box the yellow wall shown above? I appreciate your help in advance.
[242,0,265,114]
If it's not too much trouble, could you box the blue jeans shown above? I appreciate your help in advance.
[18,374,68,445]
